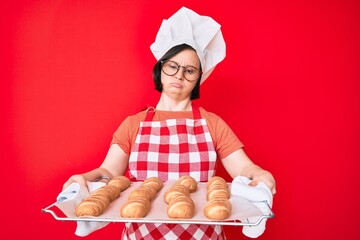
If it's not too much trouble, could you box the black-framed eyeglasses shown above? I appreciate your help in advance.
[161,60,202,82]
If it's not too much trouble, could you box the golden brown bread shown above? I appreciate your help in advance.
[120,177,163,218]
[87,194,111,210]
[203,176,232,220]
[207,184,230,200]
[204,198,232,220]
[164,185,190,204]
[167,195,195,219]
[164,179,196,219]
[207,176,228,188]
[75,176,130,217]
[108,176,131,191]
[92,185,121,202]
[76,199,104,216]
[176,175,197,193]
[128,186,154,201]
[120,197,151,218]
[142,177,163,192]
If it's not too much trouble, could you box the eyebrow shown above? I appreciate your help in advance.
[168,60,199,69]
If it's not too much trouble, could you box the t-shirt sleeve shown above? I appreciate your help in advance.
[111,116,136,155]
[203,111,244,159]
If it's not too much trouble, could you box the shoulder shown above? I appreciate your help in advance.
[199,107,222,122]
[199,107,232,133]
[126,110,147,122]
[117,109,146,130]
[121,106,150,123]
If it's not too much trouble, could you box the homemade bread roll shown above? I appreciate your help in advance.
[92,185,121,202]
[176,175,197,192]
[167,195,195,219]
[207,176,228,188]
[75,179,125,217]
[128,186,154,201]
[86,194,111,210]
[120,177,163,218]
[164,179,196,219]
[204,198,232,220]
[142,177,163,192]
[164,185,191,204]
[141,185,159,199]
[120,197,151,218]
[203,176,232,220]
[76,199,104,216]
[207,184,230,200]
[108,176,131,191]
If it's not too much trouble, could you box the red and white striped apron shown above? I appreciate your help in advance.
[122,106,226,240]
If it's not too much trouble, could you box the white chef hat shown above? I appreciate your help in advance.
[150,7,226,84]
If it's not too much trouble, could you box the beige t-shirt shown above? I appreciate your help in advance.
[111,107,244,160]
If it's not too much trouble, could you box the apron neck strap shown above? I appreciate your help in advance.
[144,106,156,121]
[144,104,201,122]
[192,104,201,120]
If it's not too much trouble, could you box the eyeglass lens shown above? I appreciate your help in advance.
[162,61,200,81]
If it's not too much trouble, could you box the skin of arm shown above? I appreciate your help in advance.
[62,144,129,191]
[221,148,276,195]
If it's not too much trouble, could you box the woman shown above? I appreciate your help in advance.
[63,7,276,240]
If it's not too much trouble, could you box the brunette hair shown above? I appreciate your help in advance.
[152,44,202,100]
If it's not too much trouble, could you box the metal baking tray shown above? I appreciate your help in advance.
[42,181,274,226]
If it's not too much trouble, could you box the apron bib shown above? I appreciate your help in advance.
[123,106,225,240]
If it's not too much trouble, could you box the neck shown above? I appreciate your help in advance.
[156,95,192,111]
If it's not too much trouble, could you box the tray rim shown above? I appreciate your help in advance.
[42,182,274,227]
[42,200,273,226]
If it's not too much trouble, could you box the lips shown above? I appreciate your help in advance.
[170,82,183,88]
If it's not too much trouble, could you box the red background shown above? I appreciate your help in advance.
[1,0,360,239]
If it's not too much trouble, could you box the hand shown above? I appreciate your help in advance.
[62,174,88,191]
[249,171,276,195]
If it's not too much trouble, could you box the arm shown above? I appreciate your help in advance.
[62,144,129,190]
[221,148,276,195]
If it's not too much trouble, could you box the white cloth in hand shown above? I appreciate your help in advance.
[56,182,109,237]
[231,176,273,238]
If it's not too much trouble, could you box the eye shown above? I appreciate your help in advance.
[185,68,195,75]
[168,62,179,69]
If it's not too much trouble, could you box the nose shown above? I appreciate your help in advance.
[175,67,185,81]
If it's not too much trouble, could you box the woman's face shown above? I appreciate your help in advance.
[160,49,200,100]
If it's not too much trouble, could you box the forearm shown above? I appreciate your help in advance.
[62,167,112,190]
[80,167,114,182]
[221,148,255,178]
[222,149,276,194]
[242,164,269,179]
